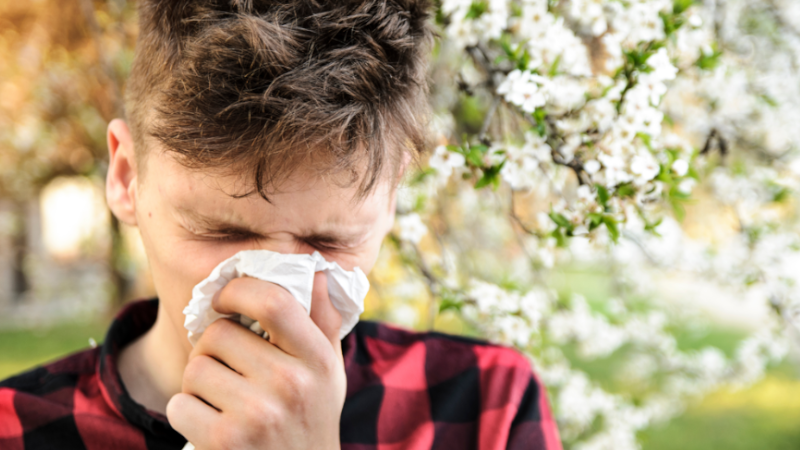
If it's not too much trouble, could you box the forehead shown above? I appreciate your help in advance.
[143,151,392,230]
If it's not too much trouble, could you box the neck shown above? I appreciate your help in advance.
[118,303,189,416]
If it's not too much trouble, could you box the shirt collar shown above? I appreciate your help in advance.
[97,298,186,444]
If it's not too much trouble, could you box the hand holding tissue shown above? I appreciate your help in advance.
[183,250,370,345]
[178,250,369,450]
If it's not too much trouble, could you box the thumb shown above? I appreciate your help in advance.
[309,271,342,347]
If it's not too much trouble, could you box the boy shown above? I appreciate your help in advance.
[0,1,562,448]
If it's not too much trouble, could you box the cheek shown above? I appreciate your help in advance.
[154,240,247,291]
[347,231,389,275]
[138,217,245,308]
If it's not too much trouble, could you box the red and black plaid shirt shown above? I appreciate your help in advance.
[0,299,561,449]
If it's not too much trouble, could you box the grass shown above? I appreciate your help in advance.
[640,372,800,450]
[0,318,110,380]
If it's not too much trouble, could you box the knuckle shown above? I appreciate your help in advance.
[314,351,339,376]
[258,287,294,318]
[182,355,211,387]
[165,393,192,429]
[203,318,235,342]
[216,277,253,310]
[243,398,282,430]
[222,277,250,298]
[276,366,314,399]
[212,421,245,449]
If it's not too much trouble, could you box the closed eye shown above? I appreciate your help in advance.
[200,231,261,243]
[303,239,346,252]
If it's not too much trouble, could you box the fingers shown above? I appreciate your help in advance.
[308,272,342,346]
[213,277,331,364]
[166,392,221,445]
[191,319,287,377]
[182,354,251,413]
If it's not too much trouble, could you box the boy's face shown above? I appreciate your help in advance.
[108,121,397,352]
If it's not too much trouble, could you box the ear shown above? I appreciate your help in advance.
[106,119,139,226]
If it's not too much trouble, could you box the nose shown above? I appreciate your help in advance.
[308,271,343,344]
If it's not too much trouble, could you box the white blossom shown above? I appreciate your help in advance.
[429,145,466,182]
[647,48,678,82]
[396,213,427,244]
[671,159,689,177]
[630,152,661,185]
[497,70,548,113]
[403,2,800,448]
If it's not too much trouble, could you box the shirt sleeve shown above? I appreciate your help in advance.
[506,373,563,450]
[474,345,563,450]
[0,387,25,450]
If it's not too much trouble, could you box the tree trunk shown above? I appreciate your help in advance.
[11,200,29,303]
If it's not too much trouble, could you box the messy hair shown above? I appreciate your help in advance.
[124,0,434,199]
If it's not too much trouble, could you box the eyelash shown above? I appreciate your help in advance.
[204,233,258,243]
[204,233,339,252]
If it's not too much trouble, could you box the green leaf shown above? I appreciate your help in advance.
[465,144,491,167]
[587,212,604,231]
[532,108,548,137]
[439,298,463,313]
[603,215,620,243]
[637,132,653,151]
[661,11,686,36]
[500,37,514,56]
[472,144,490,154]
[517,48,531,71]
[673,0,696,15]
[665,147,680,164]
[616,183,636,198]
[596,184,610,209]
[548,54,562,77]
[644,217,664,235]
[771,185,792,203]
[411,167,437,184]
[475,161,505,190]
[551,227,568,247]
[549,212,571,229]
[465,1,489,19]
[670,189,691,201]
[474,175,492,189]
[466,147,485,167]
[656,165,673,183]
[697,48,722,70]
[760,94,779,108]
[671,199,686,221]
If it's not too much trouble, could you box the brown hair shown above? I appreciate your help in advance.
[124,0,434,199]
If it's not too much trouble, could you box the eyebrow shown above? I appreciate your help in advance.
[176,207,370,246]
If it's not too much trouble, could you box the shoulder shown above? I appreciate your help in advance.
[347,320,534,386]
[342,321,562,450]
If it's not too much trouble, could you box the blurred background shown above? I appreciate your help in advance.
[0,1,798,449]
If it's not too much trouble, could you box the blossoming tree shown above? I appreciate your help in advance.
[388,0,800,448]
[2,0,799,447]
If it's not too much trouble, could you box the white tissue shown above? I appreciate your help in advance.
[182,250,370,346]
